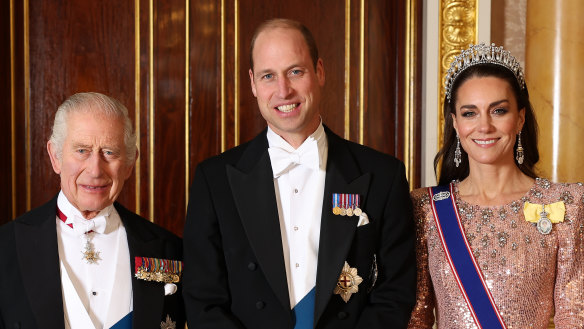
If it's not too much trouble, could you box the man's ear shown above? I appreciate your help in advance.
[123,149,139,180]
[316,58,325,86]
[249,69,257,97]
[47,140,62,175]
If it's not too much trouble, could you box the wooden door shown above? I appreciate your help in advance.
[2,0,422,236]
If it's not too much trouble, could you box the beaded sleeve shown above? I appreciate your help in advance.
[552,184,584,327]
[407,188,436,328]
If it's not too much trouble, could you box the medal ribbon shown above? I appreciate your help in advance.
[429,184,507,329]
[135,257,183,275]
[57,207,95,232]
[56,207,74,229]
[523,201,565,224]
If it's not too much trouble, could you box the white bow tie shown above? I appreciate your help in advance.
[69,215,108,235]
[268,139,320,178]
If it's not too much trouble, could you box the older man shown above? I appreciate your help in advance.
[183,19,416,328]
[0,93,185,329]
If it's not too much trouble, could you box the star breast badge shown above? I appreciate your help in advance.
[160,315,176,329]
[334,261,363,303]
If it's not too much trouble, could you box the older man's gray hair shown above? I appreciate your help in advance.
[49,92,137,162]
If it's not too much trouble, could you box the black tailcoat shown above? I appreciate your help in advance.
[183,127,416,329]
[0,197,185,329]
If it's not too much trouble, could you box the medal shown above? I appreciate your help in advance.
[346,194,354,216]
[81,234,101,264]
[537,210,552,235]
[332,194,341,215]
[56,207,102,265]
[340,194,347,216]
[334,261,363,303]
[135,257,183,283]
[332,193,363,216]
[353,194,362,216]
[523,201,565,235]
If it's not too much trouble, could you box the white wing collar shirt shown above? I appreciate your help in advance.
[56,191,132,329]
[267,123,328,309]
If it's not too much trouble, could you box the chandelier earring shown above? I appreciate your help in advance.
[454,135,462,168]
[516,131,524,165]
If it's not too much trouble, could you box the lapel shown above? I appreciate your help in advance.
[226,130,291,311]
[14,196,66,329]
[314,128,372,324]
[117,204,165,329]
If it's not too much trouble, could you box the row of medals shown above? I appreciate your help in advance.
[135,268,181,283]
[333,206,362,217]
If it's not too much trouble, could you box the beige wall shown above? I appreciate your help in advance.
[421,0,491,187]
[491,0,527,67]
[491,0,584,184]
[525,0,584,183]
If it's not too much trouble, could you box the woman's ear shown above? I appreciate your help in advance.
[517,107,526,133]
[451,113,458,134]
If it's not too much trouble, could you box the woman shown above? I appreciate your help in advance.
[408,43,584,328]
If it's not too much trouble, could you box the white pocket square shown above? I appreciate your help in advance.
[164,283,177,296]
[357,212,369,227]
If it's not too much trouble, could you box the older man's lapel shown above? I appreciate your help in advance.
[226,130,291,312]
[314,128,372,324]
[15,196,66,329]
[118,206,166,329]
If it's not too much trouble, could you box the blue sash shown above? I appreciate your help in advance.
[429,185,507,329]
[110,312,133,329]
[293,287,315,329]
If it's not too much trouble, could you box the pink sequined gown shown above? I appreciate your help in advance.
[408,178,584,329]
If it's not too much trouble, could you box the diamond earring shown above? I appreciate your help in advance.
[454,135,462,168]
[516,132,524,165]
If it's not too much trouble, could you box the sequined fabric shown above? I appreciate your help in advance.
[407,178,584,329]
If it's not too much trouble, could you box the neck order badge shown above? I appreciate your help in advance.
[57,207,102,264]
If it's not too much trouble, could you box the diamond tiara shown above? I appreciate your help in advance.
[444,43,526,101]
